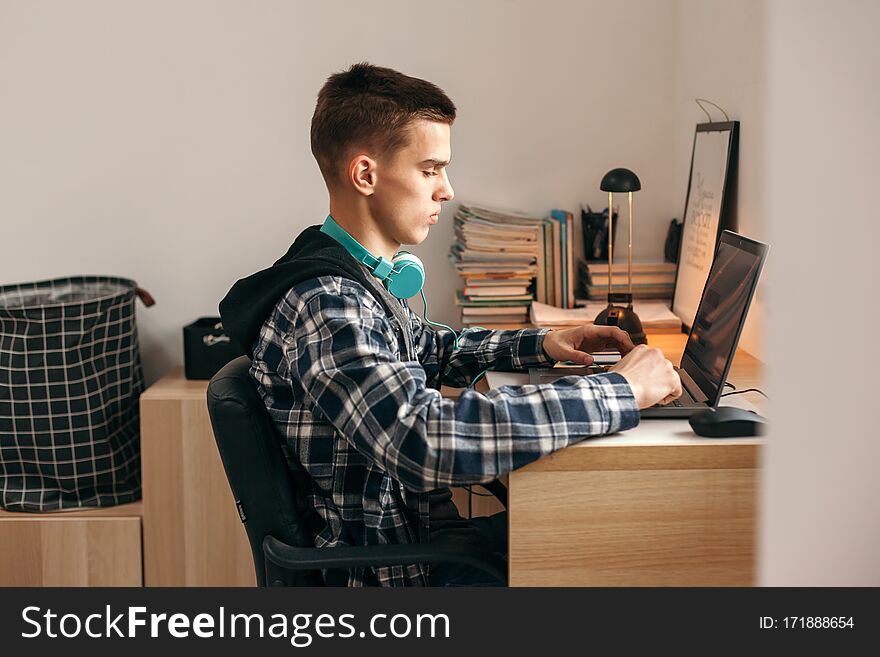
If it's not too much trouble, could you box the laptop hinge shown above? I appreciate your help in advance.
[679,368,709,403]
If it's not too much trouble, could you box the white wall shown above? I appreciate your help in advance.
[674,0,880,587]
[759,0,880,585]
[0,0,679,384]
[3,0,880,588]
[673,0,767,357]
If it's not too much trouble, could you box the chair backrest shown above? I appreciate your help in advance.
[206,356,322,586]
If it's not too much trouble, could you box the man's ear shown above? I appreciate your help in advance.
[348,154,377,197]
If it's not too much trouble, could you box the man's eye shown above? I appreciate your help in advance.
[423,171,438,177]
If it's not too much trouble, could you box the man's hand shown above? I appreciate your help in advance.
[609,344,682,408]
[542,325,636,365]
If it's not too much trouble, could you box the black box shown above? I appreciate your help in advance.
[183,317,245,380]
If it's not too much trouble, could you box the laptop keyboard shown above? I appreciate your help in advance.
[657,386,696,408]
[653,366,699,408]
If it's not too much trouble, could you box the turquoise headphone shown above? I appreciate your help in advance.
[320,215,425,299]
[320,213,487,385]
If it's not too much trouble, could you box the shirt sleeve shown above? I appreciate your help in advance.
[286,283,639,493]
[411,308,556,388]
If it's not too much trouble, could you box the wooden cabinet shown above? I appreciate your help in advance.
[0,503,143,586]
[140,369,255,586]
[1,365,257,588]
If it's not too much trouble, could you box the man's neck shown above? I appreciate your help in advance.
[328,203,398,261]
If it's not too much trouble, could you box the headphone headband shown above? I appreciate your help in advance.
[320,215,425,299]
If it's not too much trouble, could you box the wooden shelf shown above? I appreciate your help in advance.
[0,503,143,586]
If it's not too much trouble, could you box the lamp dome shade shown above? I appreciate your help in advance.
[600,168,641,192]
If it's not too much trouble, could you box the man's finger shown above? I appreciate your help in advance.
[599,326,635,354]
[615,331,636,355]
[560,347,593,365]
[572,350,594,365]
[585,325,635,353]
[670,372,683,399]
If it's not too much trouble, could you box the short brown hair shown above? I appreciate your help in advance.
[310,62,456,187]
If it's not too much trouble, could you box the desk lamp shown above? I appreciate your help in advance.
[593,167,646,345]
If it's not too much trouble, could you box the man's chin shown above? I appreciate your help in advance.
[405,227,431,246]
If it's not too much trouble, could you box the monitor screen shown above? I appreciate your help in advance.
[682,233,766,402]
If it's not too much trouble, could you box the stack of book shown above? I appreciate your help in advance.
[576,260,677,301]
[449,204,542,326]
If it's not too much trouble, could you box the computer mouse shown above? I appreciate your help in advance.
[689,406,766,438]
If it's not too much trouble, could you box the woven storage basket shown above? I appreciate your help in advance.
[0,276,152,511]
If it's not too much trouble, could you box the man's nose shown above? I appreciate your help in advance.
[436,172,454,202]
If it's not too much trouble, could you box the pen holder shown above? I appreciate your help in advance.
[581,206,618,261]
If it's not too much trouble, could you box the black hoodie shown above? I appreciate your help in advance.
[219,225,411,358]
[218,225,497,572]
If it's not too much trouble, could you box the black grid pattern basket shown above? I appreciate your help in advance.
[0,276,146,511]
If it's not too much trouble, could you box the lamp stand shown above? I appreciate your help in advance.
[593,188,646,345]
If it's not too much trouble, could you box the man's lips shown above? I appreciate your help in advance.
[428,213,439,225]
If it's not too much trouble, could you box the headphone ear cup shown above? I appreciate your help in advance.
[386,253,425,299]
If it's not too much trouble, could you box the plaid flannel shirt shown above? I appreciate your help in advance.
[250,275,639,586]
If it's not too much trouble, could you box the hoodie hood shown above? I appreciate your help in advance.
[219,225,384,357]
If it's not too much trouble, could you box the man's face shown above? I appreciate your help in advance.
[370,119,454,246]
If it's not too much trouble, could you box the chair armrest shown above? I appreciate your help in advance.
[263,536,507,585]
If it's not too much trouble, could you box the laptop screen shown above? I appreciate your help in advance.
[680,231,768,406]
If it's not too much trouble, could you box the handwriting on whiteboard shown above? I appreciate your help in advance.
[683,171,717,269]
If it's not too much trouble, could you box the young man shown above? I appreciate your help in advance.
[219,63,681,587]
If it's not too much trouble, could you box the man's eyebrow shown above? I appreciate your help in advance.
[420,158,450,167]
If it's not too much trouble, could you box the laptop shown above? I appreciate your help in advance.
[529,230,768,418]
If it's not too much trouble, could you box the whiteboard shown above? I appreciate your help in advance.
[672,122,739,330]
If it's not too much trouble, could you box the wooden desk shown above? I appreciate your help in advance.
[488,333,763,586]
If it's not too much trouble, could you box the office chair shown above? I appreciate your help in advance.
[206,356,508,586]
